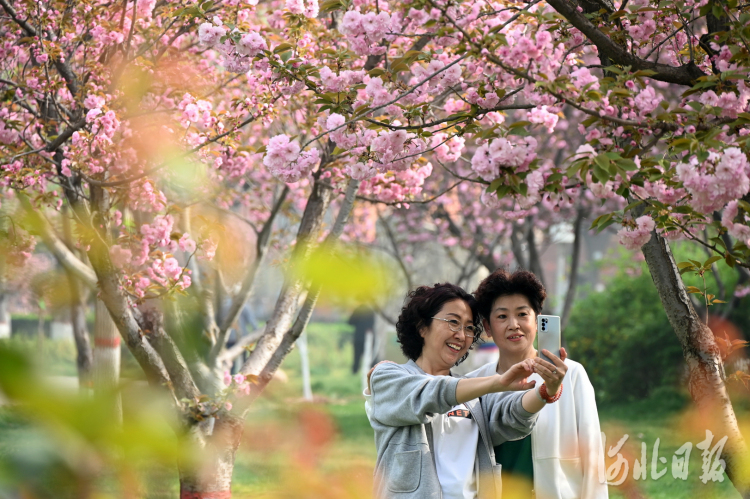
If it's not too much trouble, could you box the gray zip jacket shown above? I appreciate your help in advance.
[367,360,539,499]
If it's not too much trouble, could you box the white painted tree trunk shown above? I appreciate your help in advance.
[0,275,9,339]
[298,330,312,401]
[93,298,122,424]
[178,416,243,499]
[361,330,373,393]
[0,220,9,339]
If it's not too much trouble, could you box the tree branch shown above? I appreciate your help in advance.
[545,0,706,86]
[0,0,80,97]
[377,210,413,290]
[140,308,202,401]
[18,194,97,289]
[211,186,290,365]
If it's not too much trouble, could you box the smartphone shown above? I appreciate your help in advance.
[537,315,561,364]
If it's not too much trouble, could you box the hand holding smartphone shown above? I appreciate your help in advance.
[537,315,561,363]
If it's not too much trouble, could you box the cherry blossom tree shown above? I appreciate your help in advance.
[4,0,750,495]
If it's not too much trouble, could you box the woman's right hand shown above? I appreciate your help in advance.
[495,358,536,392]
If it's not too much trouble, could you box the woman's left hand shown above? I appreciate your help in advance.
[533,347,568,396]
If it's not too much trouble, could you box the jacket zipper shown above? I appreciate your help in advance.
[425,422,443,499]
[472,398,499,498]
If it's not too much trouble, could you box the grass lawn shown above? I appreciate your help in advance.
[2,325,750,498]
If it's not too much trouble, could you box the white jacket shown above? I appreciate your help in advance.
[468,359,608,499]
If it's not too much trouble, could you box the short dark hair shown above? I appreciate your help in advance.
[396,283,483,365]
[473,269,547,321]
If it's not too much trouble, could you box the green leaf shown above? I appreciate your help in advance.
[489,178,504,192]
[319,0,343,13]
[712,3,724,20]
[726,254,737,268]
[589,213,613,231]
[508,120,531,129]
[508,127,529,137]
[274,43,293,54]
[593,155,611,170]
[704,255,722,267]
[623,200,644,212]
[496,185,511,198]
[546,172,563,183]
[677,261,695,269]
[593,163,609,183]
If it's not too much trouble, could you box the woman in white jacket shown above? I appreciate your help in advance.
[469,269,608,499]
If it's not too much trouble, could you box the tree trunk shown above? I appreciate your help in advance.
[641,230,750,497]
[61,205,93,388]
[241,179,333,377]
[178,416,244,499]
[526,219,546,287]
[70,285,92,389]
[561,208,584,331]
[0,255,10,339]
[243,179,361,403]
[510,223,528,270]
[93,298,122,424]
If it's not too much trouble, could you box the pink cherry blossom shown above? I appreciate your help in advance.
[198,23,227,47]
[676,147,750,213]
[617,216,655,250]
[109,245,132,269]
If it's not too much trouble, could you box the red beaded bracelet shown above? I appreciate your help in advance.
[539,382,563,403]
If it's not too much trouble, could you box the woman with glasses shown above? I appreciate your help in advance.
[469,269,607,499]
[365,283,566,499]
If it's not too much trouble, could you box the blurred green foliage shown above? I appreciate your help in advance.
[0,340,187,498]
[566,244,750,406]
[566,250,690,405]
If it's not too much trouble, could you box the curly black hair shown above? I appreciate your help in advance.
[396,283,483,365]
[473,269,547,321]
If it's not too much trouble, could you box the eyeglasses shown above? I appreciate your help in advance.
[431,317,478,338]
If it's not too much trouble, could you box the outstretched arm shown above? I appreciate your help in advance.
[456,358,536,403]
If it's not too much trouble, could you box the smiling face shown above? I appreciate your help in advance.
[417,299,474,375]
[485,293,537,358]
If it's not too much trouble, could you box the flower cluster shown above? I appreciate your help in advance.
[676,148,750,213]
[319,67,365,92]
[263,135,320,183]
[199,18,267,73]
[357,163,433,204]
[470,136,538,182]
[633,87,662,116]
[286,0,319,18]
[410,59,462,93]
[721,201,750,246]
[340,10,392,55]
[527,106,559,133]
[617,215,655,250]
[431,133,465,163]
[322,114,427,178]
[105,215,215,300]
[223,371,254,397]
